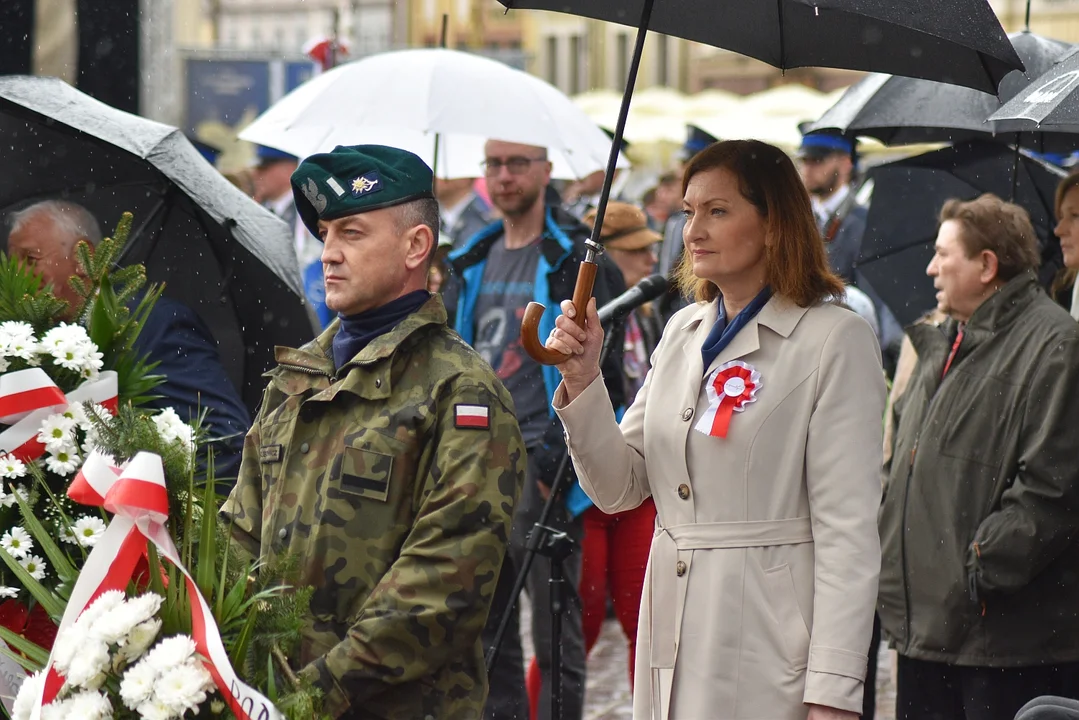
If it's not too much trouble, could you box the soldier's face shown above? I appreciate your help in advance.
[319,209,413,316]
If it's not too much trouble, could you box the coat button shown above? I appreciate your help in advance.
[681,408,693,421]
[375,378,382,388]
[677,484,690,500]
[676,560,687,577]
[278,527,287,540]
[300,442,310,454]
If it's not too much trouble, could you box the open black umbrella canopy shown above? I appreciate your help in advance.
[988,46,1079,143]
[861,140,1064,326]
[805,31,1072,147]
[0,76,316,411]
[499,0,1022,94]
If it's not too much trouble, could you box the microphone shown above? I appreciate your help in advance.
[597,274,669,325]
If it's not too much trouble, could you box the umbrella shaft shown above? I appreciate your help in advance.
[589,0,657,247]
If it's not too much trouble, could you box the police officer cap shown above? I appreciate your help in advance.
[681,124,719,160]
[256,144,299,165]
[291,144,435,237]
[797,131,856,160]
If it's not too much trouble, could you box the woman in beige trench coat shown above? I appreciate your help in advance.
[545,140,885,720]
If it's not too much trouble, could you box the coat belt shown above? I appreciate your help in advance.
[649,517,814,669]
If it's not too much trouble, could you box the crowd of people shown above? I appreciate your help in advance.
[9,123,1079,720]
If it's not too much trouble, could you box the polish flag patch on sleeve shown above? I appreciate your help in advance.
[455,404,490,429]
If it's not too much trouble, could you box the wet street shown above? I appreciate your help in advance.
[522,596,897,720]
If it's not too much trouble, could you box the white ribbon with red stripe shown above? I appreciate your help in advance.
[29,451,282,720]
[0,368,118,461]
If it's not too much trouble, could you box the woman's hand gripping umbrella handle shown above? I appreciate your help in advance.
[521,239,601,366]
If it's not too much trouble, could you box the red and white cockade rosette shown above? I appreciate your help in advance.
[694,360,761,439]
[0,368,118,461]
[28,451,282,720]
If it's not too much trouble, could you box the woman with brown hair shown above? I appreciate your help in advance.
[1052,169,1079,320]
[543,140,885,720]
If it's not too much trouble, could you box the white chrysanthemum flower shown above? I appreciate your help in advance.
[59,522,79,545]
[0,454,26,480]
[41,323,91,350]
[153,661,214,716]
[151,408,195,449]
[80,348,104,377]
[37,414,77,453]
[125,593,164,626]
[0,357,8,373]
[143,635,197,674]
[1,321,38,361]
[73,516,107,548]
[63,689,113,720]
[94,593,161,645]
[119,657,159,709]
[65,639,110,687]
[0,586,18,599]
[119,618,162,663]
[0,527,33,559]
[18,555,46,581]
[11,670,45,720]
[45,448,81,476]
[39,698,71,720]
[76,590,127,631]
[52,342,89,372]
[1,484,29,508]
[210,698,226,714]
[134,697,177,720]
[53,622,90,675]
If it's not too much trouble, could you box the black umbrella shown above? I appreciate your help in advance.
[504,0,1023,363]
[0,76,316,411]
[805,31,1073,147]
[987,45,1079,146]
[860,140,1064,326]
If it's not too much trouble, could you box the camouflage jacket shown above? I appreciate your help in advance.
[220,294,525,720]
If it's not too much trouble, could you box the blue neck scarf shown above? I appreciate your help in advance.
[332,290,430,369]
[701,286,773,374]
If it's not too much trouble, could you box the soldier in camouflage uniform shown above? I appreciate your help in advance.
[221,145,526,720]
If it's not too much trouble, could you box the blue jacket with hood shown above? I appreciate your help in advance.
[444,205,626,516]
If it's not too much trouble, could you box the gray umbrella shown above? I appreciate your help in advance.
[805,31,1072,147]
[987,45,1079,150]
[0,75,315,410]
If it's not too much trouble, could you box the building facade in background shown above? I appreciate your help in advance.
[524,12,690,94]
[213,0,407,57]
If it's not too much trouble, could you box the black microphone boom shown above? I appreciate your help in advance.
[597,274,669,325]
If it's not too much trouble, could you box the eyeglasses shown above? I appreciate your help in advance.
[482,155,547,176]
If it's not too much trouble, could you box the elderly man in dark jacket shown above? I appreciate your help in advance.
[879,194,1079,720]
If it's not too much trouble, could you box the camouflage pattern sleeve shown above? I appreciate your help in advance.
[299,379,525,716]
[220,406,265,561]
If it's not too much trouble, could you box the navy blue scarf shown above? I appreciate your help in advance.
[701,286,773,374]
[332,290,430,369]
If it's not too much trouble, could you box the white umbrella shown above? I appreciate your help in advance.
[240,48,627,180]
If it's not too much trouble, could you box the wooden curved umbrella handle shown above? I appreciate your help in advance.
[521,261,598,366]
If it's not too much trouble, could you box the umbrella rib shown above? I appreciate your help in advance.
[858,236,936,265]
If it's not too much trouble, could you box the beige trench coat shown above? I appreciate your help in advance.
[554,297,885,720]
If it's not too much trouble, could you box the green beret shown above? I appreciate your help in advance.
[290,144,435,236]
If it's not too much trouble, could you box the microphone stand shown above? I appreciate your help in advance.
[484,314,624,720]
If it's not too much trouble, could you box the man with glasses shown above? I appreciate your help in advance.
[444,139,626,720]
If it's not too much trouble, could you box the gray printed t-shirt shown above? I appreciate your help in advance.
[472,236,549,447]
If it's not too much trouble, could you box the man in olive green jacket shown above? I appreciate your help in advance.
[221,145,526,720]
[879,194,1079,720]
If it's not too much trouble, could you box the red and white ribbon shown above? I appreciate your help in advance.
[694,361,761,439]
[0,369,118,462]
[30,451,282,720]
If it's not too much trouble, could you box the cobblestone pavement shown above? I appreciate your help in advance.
[521,596,898,720]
